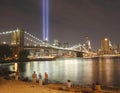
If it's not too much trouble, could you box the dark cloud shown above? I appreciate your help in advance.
[0,0,120,49]
[0,0,42,37]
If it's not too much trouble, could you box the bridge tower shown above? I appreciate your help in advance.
[11,29,24,55]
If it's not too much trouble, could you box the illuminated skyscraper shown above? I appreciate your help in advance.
[101,38,109,54]
[53,39,59,46]
[85,36,91,51]
[101,38,113,54]
[117,44,120,53]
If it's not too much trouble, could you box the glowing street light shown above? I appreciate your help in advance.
[104,38,108,41]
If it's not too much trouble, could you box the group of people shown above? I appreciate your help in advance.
[32,71,49,85]
[16,70,71,88]
[15,70,100,90]
[32,71,72,88]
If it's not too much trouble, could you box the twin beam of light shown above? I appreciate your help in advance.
[42,0,49,41]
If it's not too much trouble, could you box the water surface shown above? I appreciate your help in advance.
[1,57,120,87]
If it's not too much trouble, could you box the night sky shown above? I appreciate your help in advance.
[0,0,120,50]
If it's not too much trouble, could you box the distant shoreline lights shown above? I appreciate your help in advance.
[42,0,49,41]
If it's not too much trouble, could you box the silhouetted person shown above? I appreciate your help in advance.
[15,70,19,80]
[39,73,42,86]
[44,72,48,85]
[92,83,95,90]
[32,71,37,84]
[66,80,71,88]
[39,73,42,79]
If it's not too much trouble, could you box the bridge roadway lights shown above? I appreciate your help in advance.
[11,45,83,58]
[24,47,78,57]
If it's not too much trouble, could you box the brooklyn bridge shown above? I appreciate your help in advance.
[0,29,91,58]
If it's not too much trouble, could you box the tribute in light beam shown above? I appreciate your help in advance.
[42,0,49,41]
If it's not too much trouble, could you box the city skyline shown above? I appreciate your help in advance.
[0,0,120,49]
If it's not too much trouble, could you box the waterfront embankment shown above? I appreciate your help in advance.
[0,77,120,93]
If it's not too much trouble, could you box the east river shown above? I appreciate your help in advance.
[0,57,120,88]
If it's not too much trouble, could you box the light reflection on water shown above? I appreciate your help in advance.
[1,57,120,87]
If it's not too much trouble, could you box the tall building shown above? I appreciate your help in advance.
[117,44,120,53]
[63,42,69,48]
[101,38,112,54]
[53,39,59,46]
[84,36,92,51]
